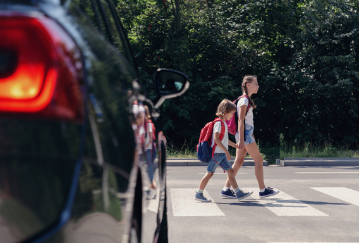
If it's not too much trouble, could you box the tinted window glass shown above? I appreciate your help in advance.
[97,0,137,69]
[71,0,107,38]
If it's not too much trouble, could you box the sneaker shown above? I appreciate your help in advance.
[194,191,212,202]
[259,187,280,199]
[221,189,237,199]
[235,189,253,201]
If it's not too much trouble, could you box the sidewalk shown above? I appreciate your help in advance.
[167,157,359,167]
[278,157,359,166]
[167,158,268,166]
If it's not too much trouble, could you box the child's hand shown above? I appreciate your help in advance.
[225,151,231,161]
[237,141,245,150]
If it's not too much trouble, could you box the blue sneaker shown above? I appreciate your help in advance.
[259,187,279,199]
[194,191,212,202]
[235,189,253,201]
[221,189,236,199]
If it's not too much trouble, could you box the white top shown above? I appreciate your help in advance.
[211,120,228,154]
[237,97,254,127]
[144,122,153,150]
[137,125,145,154]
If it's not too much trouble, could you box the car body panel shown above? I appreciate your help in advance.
[0,0,178,242]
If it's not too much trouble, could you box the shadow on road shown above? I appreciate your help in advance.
[215,199,349,207]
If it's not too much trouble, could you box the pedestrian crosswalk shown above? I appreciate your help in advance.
[311,187,359,207]
[169,187,359,217]
[170,188,225,216]
[243,188,328,216]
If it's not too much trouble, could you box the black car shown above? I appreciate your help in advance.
[0,0,189,242]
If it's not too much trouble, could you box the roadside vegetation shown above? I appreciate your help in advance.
[167,137,359,162]
[117,0,359,162]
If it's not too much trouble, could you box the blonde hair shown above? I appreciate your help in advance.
[144,105,151,120]
[241,75,257,109]
[216,99,236,117]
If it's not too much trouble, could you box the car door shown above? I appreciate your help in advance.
[91,0,166,241]
[55,0,162,242]
[28,0,141,242]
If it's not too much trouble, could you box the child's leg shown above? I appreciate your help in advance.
[224,148,247,188]
[195,171,214,202]
[199,172,214,190]
[245,142,265,189]
[222,159,253,200]
[226,169,238,189]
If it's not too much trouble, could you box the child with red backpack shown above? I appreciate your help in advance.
[144,105,157,191]
[221,75,279,199]
[195,99,253,202]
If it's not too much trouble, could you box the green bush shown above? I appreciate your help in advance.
[117,0,359,150]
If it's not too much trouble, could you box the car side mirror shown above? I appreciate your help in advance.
[152,69,189,109]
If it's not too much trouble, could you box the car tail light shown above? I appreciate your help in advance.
[0,14,84,121]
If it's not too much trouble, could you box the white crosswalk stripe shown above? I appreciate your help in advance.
[170,187,359,217]
[198,173,247,175]
[311,187,359,207]
[170,188,225,216]
[296,172,359,174]
[242,188,328,216]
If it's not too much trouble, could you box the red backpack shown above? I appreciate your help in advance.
[196,118,225,163]
[145,119,157,160]
[144,119,156,140]
[147,119,156,140]
[226,95,251,139]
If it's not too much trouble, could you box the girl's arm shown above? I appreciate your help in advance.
[228,140,239,149]
[237,104,247,149]
[145,131,152,148]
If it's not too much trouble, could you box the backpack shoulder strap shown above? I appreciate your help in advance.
[211,118,225,159]
[219,120,225,141]
[213,118,225,141]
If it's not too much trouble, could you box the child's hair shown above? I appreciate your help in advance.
[241,75,257,109]
[216,99,237,117]
[144,105,151,120]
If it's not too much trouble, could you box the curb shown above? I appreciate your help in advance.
[167,157,253,160]
[166,159,268,166]
[276,158,359,166]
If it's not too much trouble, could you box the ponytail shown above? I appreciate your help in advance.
[241,75,257,109]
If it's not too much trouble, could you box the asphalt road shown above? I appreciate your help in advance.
[166,165,359,243]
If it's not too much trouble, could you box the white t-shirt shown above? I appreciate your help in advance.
[144,122,153,150]
[137,125,145,154]
[211,121,228,154]
[237,97,254,126]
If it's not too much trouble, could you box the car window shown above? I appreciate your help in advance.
[71,0,107,38]
[97,0,137,70]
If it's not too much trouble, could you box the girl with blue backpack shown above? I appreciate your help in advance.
[221,75,280,199]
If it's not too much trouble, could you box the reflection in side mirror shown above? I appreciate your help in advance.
[152,69,189,109]
[158,72,185,94]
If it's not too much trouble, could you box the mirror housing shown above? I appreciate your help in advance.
[152,69,189,109]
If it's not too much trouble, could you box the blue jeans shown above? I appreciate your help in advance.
[207,153,232,173]
[235,124,255,145]
[146,149,154,182]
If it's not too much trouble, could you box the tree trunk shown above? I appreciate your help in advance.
[174,0,180,33]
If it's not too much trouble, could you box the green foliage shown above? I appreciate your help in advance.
[280,141,359,159]
[117,0,359,150]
